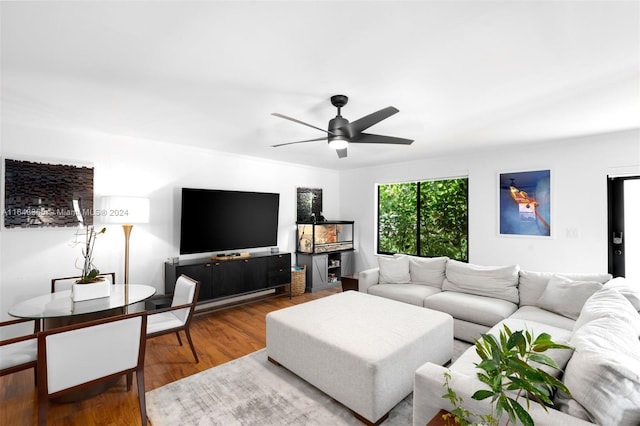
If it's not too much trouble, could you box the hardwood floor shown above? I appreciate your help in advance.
[0,288,340,426]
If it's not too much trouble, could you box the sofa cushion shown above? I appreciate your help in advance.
[377,255,410,284]
[509,306,575,331]
[423,291,517,327]
[367,283,440,307]
[603,276,640,311]
[555,292,640,425]
[573,287,640,334]
[442,260,519,303]
[518,270,612,307]
[536,275,602,320]
[407,256,448,288]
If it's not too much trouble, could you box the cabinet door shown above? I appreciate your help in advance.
[341,251,355,276]
[242,257,268,292]
[211,261,243,298]
[311,254,328,286]
[177,263,213,301]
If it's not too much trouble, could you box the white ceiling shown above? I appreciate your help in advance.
[2,1,639,170]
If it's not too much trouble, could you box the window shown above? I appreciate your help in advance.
[378,177,468,261]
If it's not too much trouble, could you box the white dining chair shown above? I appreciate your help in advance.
[36,312,147,426]
[146,274,200,363]
[0,318,38,382]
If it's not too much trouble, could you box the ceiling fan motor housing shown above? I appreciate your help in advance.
[328,116,349,147]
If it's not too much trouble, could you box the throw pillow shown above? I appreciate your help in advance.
[408,256,448,288]
[518,270,612,307]
[377,255,410,284]
[536,275,602,320]
[442,259,519,303]
[554,306,640,425]
[603,276,640,311]
[573,287,640,334]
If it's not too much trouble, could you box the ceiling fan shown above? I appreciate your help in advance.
[271,95,414,159]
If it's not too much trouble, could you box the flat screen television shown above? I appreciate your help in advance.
[180,188,280,255]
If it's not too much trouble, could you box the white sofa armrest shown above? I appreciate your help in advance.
[413,362,594,426]
[358,268,380,293]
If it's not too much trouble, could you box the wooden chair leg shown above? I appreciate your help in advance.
[136,369,147,426]
[37,387,47,426]
[175,331,183,346]
[183,328,199,363]
[126,372,133,391]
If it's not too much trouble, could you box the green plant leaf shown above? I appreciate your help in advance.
[482,333,502,359]
[532,342,573,352]
[506,330,526,355]
[509,377,553,405]
[532,333,573,352]
[528,353,559,369]
[475,340,490,360]
[537,369,572,396]
[471,389,494,401]
[477,358,500,373]
[510,397,535,426]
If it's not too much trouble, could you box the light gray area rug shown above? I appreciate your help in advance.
[146,340,472,426]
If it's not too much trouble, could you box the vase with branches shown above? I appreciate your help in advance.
[442,324,573,426]
[72,226,107,283]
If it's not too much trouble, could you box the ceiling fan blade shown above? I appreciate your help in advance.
[342,106,399,138]
[270,136,327,148]
[349,132,414,145]
[271,113,336,136]
[336,148,348,159]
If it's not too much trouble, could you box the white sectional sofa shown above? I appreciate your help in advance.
[358,256,640,425]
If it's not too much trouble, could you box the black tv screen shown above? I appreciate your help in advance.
[180,188,280,255]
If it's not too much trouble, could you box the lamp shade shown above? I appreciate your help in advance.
[99,196,150,225]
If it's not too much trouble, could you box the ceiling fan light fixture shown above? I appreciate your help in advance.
[328,137,348,150]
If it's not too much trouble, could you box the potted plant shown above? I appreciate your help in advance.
[442,324,573,426]
[71,226,109,301]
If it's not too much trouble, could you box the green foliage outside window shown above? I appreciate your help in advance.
[378,178,468,261]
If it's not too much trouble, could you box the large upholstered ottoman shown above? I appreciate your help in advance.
[266,291,453,425]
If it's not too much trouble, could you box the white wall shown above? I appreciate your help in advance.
[340,129,640,274]
[0,123,340,318]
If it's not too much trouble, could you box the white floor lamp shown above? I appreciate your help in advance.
[100,196,150,306]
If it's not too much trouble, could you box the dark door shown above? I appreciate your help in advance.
[608,175,640,278]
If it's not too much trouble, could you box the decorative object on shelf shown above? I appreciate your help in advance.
[499,170,551,237]
[3,158,94,229]
[100,196,150,306]
[211,252,251,261]
[70,226,108,301]
[441,324,572,426]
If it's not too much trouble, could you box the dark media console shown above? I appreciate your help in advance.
[164,251,292,304]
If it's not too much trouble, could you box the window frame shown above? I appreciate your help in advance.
[376,176,469,261]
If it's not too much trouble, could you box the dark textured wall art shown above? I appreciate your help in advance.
[296,187,322,222]
[3,159,94,228]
